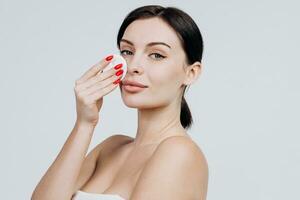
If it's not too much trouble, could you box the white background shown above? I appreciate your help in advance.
[1,0,299,199]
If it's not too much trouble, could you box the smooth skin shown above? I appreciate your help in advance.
[32,17,208,200]
[117,17,208,199]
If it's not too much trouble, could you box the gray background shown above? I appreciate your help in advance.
[1,0,299,199]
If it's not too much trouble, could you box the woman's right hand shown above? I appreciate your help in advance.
[74,55,123,127]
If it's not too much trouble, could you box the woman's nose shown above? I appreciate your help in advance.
[126,57,144,75]
[127,65,143,74]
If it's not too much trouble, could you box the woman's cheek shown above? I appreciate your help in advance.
[149,70,170,87]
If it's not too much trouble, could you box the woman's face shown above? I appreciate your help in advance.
[119,17,189,109]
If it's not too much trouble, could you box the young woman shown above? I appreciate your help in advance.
[32,5,208,200]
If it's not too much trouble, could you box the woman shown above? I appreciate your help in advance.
[32,5,208,200]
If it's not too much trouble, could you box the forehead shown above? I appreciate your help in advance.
[121,17,182,49]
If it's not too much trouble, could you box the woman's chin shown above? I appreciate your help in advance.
[122,100,144,108]
[121,98,151,109]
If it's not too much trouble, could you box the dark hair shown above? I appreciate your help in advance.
[117,5,204,130]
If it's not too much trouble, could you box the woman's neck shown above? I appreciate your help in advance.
[133,101,187,146]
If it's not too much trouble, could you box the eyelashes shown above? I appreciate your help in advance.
[120,50,132,56]
[120,50,166,60]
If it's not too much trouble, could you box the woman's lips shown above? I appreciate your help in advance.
[122,84,147,92]
[121,79,148,88]
[121,79,148,92]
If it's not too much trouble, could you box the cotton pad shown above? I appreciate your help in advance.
[101,54,127,80]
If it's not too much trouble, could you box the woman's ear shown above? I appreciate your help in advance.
[183,61,202,85]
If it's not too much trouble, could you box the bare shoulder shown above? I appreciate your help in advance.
[105,134,134,145]
[155,135,208,170]
[130,135,209,199]
[155,135,209,183]
[96,134,134,158]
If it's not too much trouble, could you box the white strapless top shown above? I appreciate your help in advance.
[72,190,126,200]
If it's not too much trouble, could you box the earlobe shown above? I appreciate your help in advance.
[183,61,202,85]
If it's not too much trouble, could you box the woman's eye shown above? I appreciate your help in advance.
[120,50,132,56]
[150,53,166,60]
[120,50,166,60]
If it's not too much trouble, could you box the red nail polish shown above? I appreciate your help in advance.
[115,69,123,76]
[105,55,113,61]
[113,78,121,84]
[114,63,123,70]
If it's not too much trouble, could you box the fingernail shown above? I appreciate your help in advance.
[105,55,113,61]
[115,69,123,76]
[113,78,121,84]
[114,63,123,70]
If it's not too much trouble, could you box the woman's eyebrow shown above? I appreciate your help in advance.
[120,39,171,49]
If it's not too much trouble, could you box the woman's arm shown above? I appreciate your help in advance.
[31,121,97,200]
[31,54,123,200]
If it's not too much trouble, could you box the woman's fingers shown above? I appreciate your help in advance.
[75,55,113,85]
[85,74,121,96]
[89,81,120,102]
[75,66,117,91]
[77,75,120,105]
